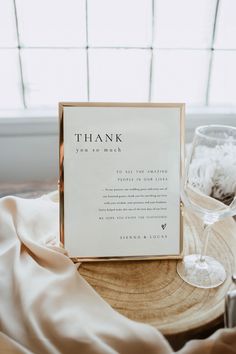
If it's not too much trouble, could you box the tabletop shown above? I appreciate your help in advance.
[80,210,236,350]
[2,185,235,350]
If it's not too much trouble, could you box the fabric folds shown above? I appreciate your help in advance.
[0,193,235,354]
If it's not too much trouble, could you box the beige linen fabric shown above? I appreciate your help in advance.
[0,193,235,354]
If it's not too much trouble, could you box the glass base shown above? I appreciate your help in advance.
[177,254,226,289]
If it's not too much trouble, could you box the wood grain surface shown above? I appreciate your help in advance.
[80,211,236,346]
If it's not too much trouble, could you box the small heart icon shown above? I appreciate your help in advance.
[161,223,167,230]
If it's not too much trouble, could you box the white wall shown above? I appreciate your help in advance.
[0,110,235,185]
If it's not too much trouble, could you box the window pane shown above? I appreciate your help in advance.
[89,49,150,101]
[214,0,236,49]
[0,49,23,109]
[209,51,236,105]
[16,0,86,47]
[21,49,87,108]
[152,50,210,105]
[153,0,216,48]
[88,0,152,47]
[0,0,17,47]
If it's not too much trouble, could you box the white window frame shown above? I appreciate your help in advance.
[0,107,235,139]
[0,108,235,186]
[1,0,236,185]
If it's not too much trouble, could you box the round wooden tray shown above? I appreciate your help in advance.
[80,212,236,345]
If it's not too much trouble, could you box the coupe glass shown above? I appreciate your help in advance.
[177,125,236,288]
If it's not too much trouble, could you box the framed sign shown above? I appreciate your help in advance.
[59,103,184,262]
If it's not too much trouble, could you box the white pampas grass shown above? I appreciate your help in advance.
[188,143,236,203]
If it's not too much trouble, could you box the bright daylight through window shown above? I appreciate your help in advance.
[0,0,236,110]
[0,0,236,186]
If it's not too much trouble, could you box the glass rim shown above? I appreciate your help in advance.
[195,124,236,142]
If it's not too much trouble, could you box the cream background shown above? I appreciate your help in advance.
[63,106,181,258]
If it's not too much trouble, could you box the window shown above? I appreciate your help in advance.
[1,0,236,186]
[0,0,236,111]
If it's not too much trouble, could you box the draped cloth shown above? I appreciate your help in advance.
[0,193,235,354]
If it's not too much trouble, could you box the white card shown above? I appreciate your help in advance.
[60,103,184,261]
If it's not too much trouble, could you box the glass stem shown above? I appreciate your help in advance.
[199,223,211,263]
